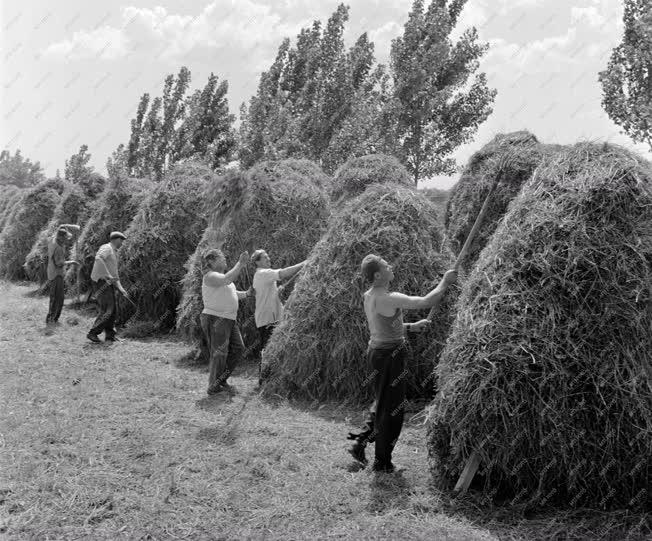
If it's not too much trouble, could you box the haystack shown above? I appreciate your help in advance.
[117,162,214,334]
[68,176,152,294]
[0,186,25,233]
[24,184,93,287]
[261,183,457,404]
[444,131,562,271]
[330,154,412,203]
[176,159,330,360]
[426,143,652,510]
[0,178,64,280]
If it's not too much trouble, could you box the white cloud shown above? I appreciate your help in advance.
[43,1,300,62]
[43,26,128,60]
[571,6,606,27]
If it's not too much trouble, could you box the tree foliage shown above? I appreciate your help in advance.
[238,0,496,183]
[64,144,105,199]
[0,150,44,188]
[599,0,652,150]
[125,67,236,179]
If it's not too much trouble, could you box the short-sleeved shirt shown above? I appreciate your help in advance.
[91,243,119,282]
[202,272,239,320]
[47,238,65,280]
[252,268,284,328]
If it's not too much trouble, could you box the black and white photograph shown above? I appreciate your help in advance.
[0,0,651,539]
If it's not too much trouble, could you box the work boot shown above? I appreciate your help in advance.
[346,411,375,467]
[86,332,101,343]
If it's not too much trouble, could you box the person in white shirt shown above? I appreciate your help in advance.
[250,249,305,384]
[87,231,128,343]
[201,248,250,395]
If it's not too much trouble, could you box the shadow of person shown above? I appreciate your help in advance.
[366,469,410,514]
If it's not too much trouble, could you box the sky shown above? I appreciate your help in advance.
[1,0,651,189]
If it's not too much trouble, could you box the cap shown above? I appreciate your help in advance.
[250,249,266,264]
[109,231,126,240]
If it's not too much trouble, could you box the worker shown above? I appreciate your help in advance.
[45,227,72,325]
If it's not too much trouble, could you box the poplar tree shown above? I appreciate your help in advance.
[389,0,496,183]
[599,0,652,150]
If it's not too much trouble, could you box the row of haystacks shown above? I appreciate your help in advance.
[66,176,153,295]
[259,154,457,404]
[0,178,65,280]
[176,159,331,360]
[115,162,215,335]
[444,131,564,272]
[426,142,652,511]
[23,184,96,289]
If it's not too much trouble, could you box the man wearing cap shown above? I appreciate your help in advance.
[250,249,305,384]
[87,231,128,343]
[45,227,72,325]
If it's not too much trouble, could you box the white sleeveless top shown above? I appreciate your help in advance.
[202,272,238,320]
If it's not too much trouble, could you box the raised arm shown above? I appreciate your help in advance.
[204,252,249,287]
[380,270,458,311]
[279,260,305,280]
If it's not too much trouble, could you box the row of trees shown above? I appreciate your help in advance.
[114,0,495,185]
[5,0,648,190]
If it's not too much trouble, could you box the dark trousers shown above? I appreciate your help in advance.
[46,275,64,323]
[257,323,276,383]
[200,314,244,391]
[369,343,408,467]
[90,280,116,338]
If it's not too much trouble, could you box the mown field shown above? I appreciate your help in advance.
[0,282,649,540]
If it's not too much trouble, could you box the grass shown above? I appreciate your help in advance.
[0,281,649,540]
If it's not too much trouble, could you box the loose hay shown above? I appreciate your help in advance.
[68,176,152,294]
[176,159,330,360]
[426,143,652,511]
[23,184,93,288]
[261,183,457,404]
[117,162,214,334]
[330,154,413,203]
[0,178,64,280]
[444,131,563,271]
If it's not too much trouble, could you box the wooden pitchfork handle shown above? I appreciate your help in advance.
[426,156,511,323]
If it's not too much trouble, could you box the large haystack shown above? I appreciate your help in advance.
[261,184,457,404]
[444,131,562,271]
[330,154,412,203]
[117,162,213,333]
[176,159,330,360]
[68,176,152,294]
[0,178,64,280]
[426,143,652,511]
[24,184,93,287]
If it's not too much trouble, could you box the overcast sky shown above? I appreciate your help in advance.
[2,0,651,188]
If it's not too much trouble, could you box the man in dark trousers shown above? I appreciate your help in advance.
[348,254,457,473]
[87,231,128,343]
[45,227,72,325]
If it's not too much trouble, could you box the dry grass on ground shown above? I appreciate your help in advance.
[0,282,648,540]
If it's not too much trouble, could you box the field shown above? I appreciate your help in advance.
[0,282,649,540]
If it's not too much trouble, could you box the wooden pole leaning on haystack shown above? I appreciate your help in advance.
[426,151,517,495]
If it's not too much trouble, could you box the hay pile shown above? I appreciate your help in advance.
[261,183,457,404]
[426,143,652,510]
[0,178,64,280]
[176,159,331,360]
[117,162,214,334]
[68,176,152,294]
[24,184,94,287]
[0,186,25,233]
[330,154,413,203]
[444,131,563,271]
